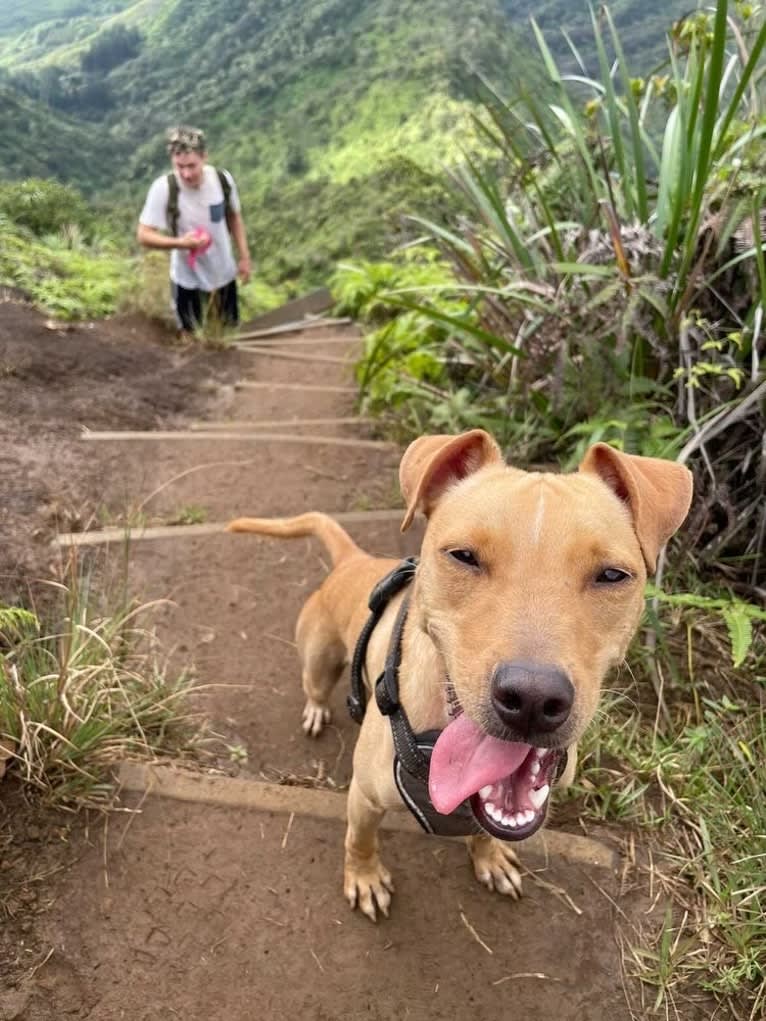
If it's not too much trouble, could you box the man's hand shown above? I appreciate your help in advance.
[178,229,210,250]
[238,255,252,284]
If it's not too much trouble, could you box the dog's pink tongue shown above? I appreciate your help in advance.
[429,714,530,815]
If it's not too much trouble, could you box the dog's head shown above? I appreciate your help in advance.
[399,429,693,839]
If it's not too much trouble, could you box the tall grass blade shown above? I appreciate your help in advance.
[712,17,766,161]
[676,0,730,286]
[589,7,633,218]
[384,296,524,355]
[603,5,650,221]
[530,18,603,205]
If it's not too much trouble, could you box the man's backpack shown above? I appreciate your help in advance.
[166,168,233,236]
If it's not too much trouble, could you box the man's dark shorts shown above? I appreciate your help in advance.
[171,280,239,332]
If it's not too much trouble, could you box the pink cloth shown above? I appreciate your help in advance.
[186,228,212,269]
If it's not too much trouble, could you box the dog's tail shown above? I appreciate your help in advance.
[225,512,361,567]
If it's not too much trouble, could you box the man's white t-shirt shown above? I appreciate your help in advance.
[139,165,241,291]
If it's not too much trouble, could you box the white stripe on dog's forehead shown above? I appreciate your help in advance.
[531,483,546,546]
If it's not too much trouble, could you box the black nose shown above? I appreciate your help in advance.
[491,661,574,737]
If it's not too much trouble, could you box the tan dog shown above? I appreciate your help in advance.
[227,430,692,921]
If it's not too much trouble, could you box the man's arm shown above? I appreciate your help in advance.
[228,211,251,283]
[136,223,201,250]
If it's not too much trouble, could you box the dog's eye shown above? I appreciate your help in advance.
[447,548,479,568]
[596,567,631,584]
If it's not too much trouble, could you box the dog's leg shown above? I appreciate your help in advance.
[467,834,523,899]
[344,778,393,922]
[295,592,346,737]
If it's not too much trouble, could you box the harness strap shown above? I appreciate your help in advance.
[347,557,417,724]
[374,595,430,783]
[347,558,480,836]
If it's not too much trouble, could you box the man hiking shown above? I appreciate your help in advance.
[137,125,251,339]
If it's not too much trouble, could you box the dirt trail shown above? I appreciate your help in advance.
[1,309,644,1020]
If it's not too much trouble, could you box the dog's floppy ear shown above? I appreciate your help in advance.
[400,429,504,531]
[579,443,693,573]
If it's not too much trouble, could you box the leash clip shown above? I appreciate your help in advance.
[346,693,366,724]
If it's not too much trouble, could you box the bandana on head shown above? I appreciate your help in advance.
[166,126,206,155]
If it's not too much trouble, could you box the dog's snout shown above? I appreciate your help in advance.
[491,661,574,737]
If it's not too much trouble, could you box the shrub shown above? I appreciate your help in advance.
[0,178,91,236]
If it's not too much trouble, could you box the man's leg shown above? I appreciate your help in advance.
[218,279,239,327]
[171,282,203,338]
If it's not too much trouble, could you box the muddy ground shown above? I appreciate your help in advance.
[0,301,242,600]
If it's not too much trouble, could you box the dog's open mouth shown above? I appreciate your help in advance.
[428,694,564,841]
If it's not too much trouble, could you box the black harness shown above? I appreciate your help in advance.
[348,559,480,837]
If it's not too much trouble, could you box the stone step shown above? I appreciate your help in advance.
[54,508,408,547]
[81,430,389,450]
[188,416,371,433]
[119,760,616,871]
[229,381,358,420]
[74,437,400,523]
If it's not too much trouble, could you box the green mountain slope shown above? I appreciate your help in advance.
[498,0,691,70]
[0,1,127,40]
[2,0,544,286]
[0,0,692,74]
[0,0,697,290]
[0,1,158,64]
[0,84,110,186]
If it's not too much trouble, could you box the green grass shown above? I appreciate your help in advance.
[571,599,766,1016]
[0,212,288,325]
[0,214,133,319]
[0,560,202,808]
[166,505,207,526]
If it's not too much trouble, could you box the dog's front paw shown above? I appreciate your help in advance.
[344,858,394,922]
[469,836,523,899]
[302,699,330,737]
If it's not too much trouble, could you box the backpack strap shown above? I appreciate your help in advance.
[166,172,180,236]
[217,168,234,231]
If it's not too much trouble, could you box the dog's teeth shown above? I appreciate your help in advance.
[535,748,546,760]
[514,812,527,827]
[529,784,550,810]
[488,800,506,824]
[506,815,517,828]
[479,785,493,799]
[530,761,541,777]
[525,809,536,824]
